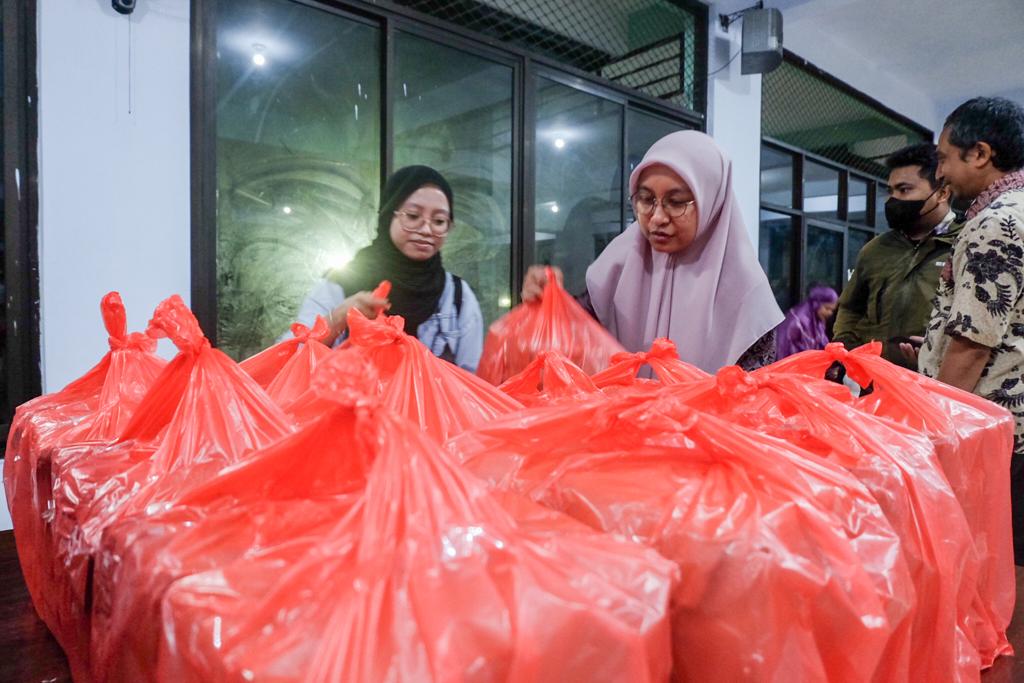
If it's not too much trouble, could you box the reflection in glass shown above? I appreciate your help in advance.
[534,78,623,296]
[760,146,794,208]
[626,109,687,221]
[394,33,513,326]
[806,224,844,293]
[849,176,869,224]
[803,160,840,220]
[758,210,799,310]
[875,181,889,231]
[215,0,381,359]
[847,228,873,281]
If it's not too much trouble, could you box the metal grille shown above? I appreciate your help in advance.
[762,59,930,178]
[392,0,704,112]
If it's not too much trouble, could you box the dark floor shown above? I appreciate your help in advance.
[1,528,1023,682]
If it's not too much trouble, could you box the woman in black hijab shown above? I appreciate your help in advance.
[291,165,484,371]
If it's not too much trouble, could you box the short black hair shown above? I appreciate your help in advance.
[944,97,1024,172]
[885,143,940,188]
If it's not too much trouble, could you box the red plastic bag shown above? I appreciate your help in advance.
[240,315,332,409]
[477,267,625,384]
[340,307,522,442]
[497,351,601,406]
[46,295,292,676]
[3,292,166,680]
[89,354,381,681]
[157,354,678,683]
[590,338,708,391]
[767,342,1016,666]
[449,390,914,682]
[673,366,981,680]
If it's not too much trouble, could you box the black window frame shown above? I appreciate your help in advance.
[1,0,42,446]
[190,0,707,343]
[759,137,887,306]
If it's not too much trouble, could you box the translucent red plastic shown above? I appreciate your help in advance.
[449,390,914,681]
[477,267,625,384]
[768,342,1016,667]
[674,366,982,680]
[153,354,678,683]
[3,292,166,680]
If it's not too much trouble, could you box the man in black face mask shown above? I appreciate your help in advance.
[833,143,958,368]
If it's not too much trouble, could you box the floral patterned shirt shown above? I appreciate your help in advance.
[919,187,1024,439]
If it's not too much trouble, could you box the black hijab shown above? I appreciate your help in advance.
[330,166,453,335]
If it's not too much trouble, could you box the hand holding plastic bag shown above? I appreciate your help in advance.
[478,266,625,384]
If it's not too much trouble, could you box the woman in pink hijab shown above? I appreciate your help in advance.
[523,130,784,372]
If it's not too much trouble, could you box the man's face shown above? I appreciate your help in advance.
[886,165,935,202]
[936,127,978,200]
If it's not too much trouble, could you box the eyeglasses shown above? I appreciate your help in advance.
[393,209,452,235]
[631,192,696,219]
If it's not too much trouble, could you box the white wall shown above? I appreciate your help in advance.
[37,0,191,392]
[705,7,762,249]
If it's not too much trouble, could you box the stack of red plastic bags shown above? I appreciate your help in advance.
[3,292,167,680]
[5,285,1018,682]
[770,342,1017,667]
[449,385,919,681]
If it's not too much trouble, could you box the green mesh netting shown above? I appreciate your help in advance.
[762,59,930,177]
[393,0,704,112]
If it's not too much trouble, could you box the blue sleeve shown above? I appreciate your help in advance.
[278,280,346,345]
[455,281,484,372]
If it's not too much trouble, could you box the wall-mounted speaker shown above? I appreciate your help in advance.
[112,0,136,15]
[741,8,783,75]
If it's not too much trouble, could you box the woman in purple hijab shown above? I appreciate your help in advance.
[522,131,785,373]
[775,284,839,359]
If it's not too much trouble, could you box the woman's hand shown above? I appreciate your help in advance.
[327,291,390,340]
[521,265,563,303]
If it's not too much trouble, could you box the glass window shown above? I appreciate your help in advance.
[875,181,889,231]
[214,0,381,359]
[758,210,799,311]
[848,176,869,225]
[393,33,514,325]
[534,78,623,296]
[627,109,689,221]
[806,224,844,293]
[802,161,840,220]
[847,228,873,281]
[760,146,795,208]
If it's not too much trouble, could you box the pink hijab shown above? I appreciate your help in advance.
[585,130,784,373]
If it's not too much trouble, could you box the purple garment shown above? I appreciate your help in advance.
[776,285,839,359]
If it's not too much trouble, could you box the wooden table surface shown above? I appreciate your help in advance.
[1,529,1024,682]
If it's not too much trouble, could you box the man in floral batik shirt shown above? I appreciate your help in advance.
[914,97,1024,564]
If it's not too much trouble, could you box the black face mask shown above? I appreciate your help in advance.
[885,187,942,235]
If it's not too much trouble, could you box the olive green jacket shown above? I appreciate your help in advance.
[833,213,962,368]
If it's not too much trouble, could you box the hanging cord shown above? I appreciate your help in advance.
[708,50,741,77]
